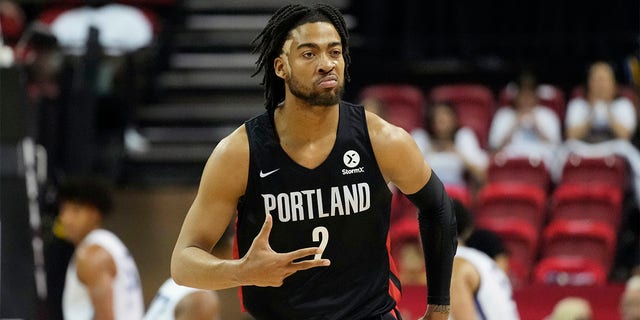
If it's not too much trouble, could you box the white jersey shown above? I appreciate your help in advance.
[63,229,144,320]
[144,278,206,320]
[455,246,520,320]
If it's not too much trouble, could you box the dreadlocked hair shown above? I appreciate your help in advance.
[251,3,351,110]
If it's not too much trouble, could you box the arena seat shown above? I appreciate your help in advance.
[533,256,608,286]
[476,182,547,229]
[560,154,628,191]
[550,183,623,228]
[359,84,426,132]
[444,184,472,209]
[487,154,551,191]
[541,219,617,274]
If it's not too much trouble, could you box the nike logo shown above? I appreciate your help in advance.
[259,168,280,178]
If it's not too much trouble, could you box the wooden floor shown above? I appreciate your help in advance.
[105,185,249,319]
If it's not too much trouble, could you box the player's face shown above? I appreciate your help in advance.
[276,21,345,106]
[58,201,101,245]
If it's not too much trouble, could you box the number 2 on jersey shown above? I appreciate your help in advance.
[312,226,329,260]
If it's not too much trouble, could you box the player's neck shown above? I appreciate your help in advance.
[275,100,339,142]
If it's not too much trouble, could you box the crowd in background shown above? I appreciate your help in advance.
[363,60,640,293]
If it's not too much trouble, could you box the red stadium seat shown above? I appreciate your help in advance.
[390,189,416,223]
[359,84,426,132]
[541,220,617,273]
[389,216,419,248]
[487,154,551,191]
[388,216,420,272]
[560,154,628,191]
[429,84,495,148]
[477,183,547,229]
[536,84,567,121]
[445,184,472,209]
[389,190,419,259]
[533,256,608,286]
[550,184,623,228]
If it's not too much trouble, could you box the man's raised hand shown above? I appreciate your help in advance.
[237,214,331,287]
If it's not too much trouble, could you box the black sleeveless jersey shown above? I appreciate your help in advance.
[236,102,400,319]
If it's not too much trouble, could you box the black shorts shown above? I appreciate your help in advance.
[382,308,402,320]
[363,308,402,320]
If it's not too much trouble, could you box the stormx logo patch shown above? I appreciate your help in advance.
[343,150,360,167]
[342,150,364,175]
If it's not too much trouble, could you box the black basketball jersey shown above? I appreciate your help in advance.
[236,102,400,319]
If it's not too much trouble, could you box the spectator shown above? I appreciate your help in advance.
[488,73,562,171]
[0,0,25,66]
[412,101,489,189]
[557,61,640,210]
[621,275,640,320]
[0,0,25,46]
[565,61,635,143]
[547,297,593,320]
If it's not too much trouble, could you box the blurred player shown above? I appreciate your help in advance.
[58,176,144,319]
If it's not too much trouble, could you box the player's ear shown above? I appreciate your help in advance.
[274,56,287,80]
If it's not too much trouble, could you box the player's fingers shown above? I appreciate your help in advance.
[291,258,331,271]
[284,247,322,261]
[255,213,273,242]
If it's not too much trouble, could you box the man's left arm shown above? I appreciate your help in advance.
[367,112,457,320]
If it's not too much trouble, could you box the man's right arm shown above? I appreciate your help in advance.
[171,126,330,290]
[171,126,250,290]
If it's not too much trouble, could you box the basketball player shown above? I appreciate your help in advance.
[58,177,144,319]
[144,278,221,320]
[450,200,520,319]
[171,4,457,319]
